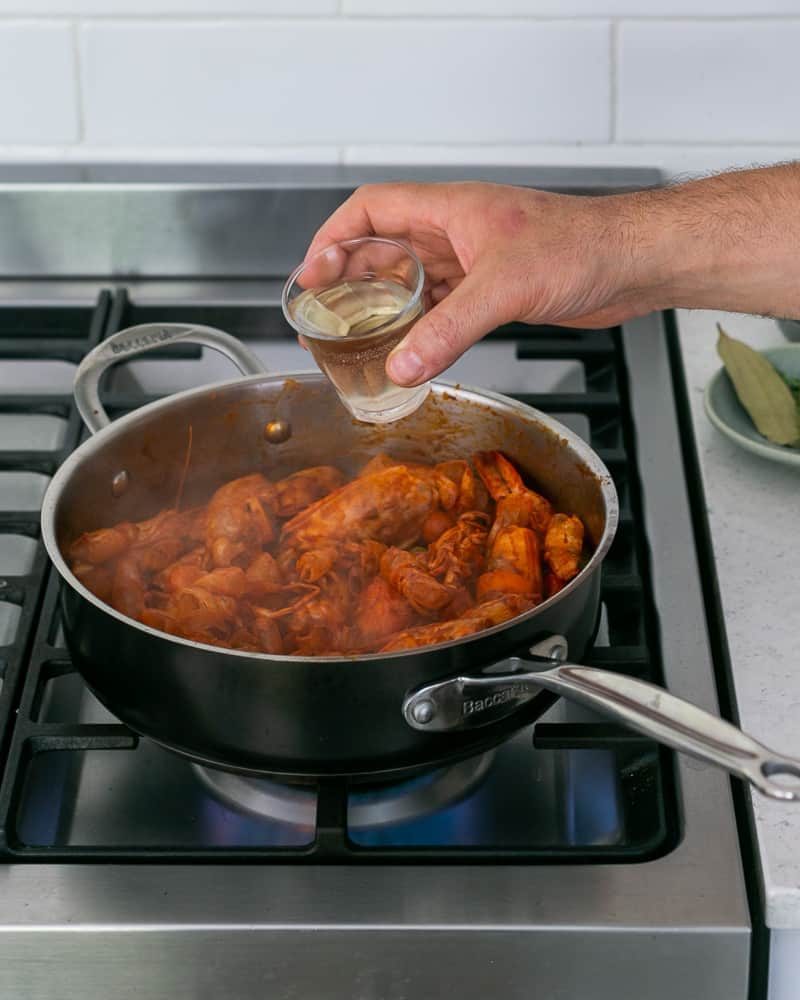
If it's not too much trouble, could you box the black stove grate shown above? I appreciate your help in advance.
[0,292,679,862]
[0,294,111,775]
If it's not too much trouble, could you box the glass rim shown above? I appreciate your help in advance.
[280,236,425,342]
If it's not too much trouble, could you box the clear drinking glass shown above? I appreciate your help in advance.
[281,237,428,424]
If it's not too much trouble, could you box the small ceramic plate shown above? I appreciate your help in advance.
[704,344,800,468]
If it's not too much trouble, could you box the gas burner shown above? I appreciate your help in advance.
[192,752,494,830]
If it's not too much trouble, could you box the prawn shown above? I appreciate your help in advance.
[206,474,277,568]
[380,547,454,614]
[474,451,553,540]
[381,594,534,652]
[476,525,543,604]
[427,511,490,589]
[544,513,585,582]
[281,466,436,556]
[354,576,419,649]
[273,466,345,518]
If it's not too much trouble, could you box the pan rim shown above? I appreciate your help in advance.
[42,372,619,664]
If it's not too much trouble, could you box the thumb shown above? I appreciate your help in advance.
[386,268,507,386]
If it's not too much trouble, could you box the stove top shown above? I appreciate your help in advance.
[0,167,757,1000]
[0,292,676,864]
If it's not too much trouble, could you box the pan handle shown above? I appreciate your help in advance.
[74,322,266,435]
[402,635,800,802]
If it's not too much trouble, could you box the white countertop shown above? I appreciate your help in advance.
[676,308,800,930]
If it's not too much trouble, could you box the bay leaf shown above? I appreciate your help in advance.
[717,324,800,446]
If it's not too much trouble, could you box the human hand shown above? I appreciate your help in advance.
[303,181,661,386]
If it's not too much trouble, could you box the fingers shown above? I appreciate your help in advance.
[305,183,447,261]
[297,236,416,290]
[295,243,348,289]
[430,275,462,304]
[386,265,509,386]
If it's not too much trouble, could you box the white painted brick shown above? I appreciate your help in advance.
[81,20,610,146]
[0,23,77,144]
[0,1,335,11]
[618,20,800,143]
[345,1,800,14]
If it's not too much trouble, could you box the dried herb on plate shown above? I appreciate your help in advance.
[716,324,800,446]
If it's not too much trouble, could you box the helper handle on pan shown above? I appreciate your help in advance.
[74,323,266,435]
[403,635,800,802]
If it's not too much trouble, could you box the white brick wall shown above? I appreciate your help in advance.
[0,22,77,143]
[618,21,800,143]
[0,3,799,178]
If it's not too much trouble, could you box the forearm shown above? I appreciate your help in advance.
[625,163,800,319]
[299,169,800,385]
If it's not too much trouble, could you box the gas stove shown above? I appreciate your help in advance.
[0,165,759,999]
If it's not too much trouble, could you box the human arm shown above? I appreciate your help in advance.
[303,164,800,386]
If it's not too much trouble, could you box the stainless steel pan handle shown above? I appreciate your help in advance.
[403,635,800,802]
[74,323,266,435]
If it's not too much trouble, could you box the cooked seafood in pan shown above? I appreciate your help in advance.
[67,451,588,656]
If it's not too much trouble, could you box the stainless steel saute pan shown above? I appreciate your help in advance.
[40,323,800,798]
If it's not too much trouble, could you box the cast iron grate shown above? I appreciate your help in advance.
[0,292,679,862]
[0,294,111,776]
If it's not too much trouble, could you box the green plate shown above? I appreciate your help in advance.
[704,344,800,468]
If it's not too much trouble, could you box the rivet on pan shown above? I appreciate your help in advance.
[411,700,436,725]
[530,635,569,662]
[264,420,292,444]
[111,471,129,497]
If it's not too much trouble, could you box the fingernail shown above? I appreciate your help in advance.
[387,349,425,386]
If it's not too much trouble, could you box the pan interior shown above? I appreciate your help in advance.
[52,374,614,557]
